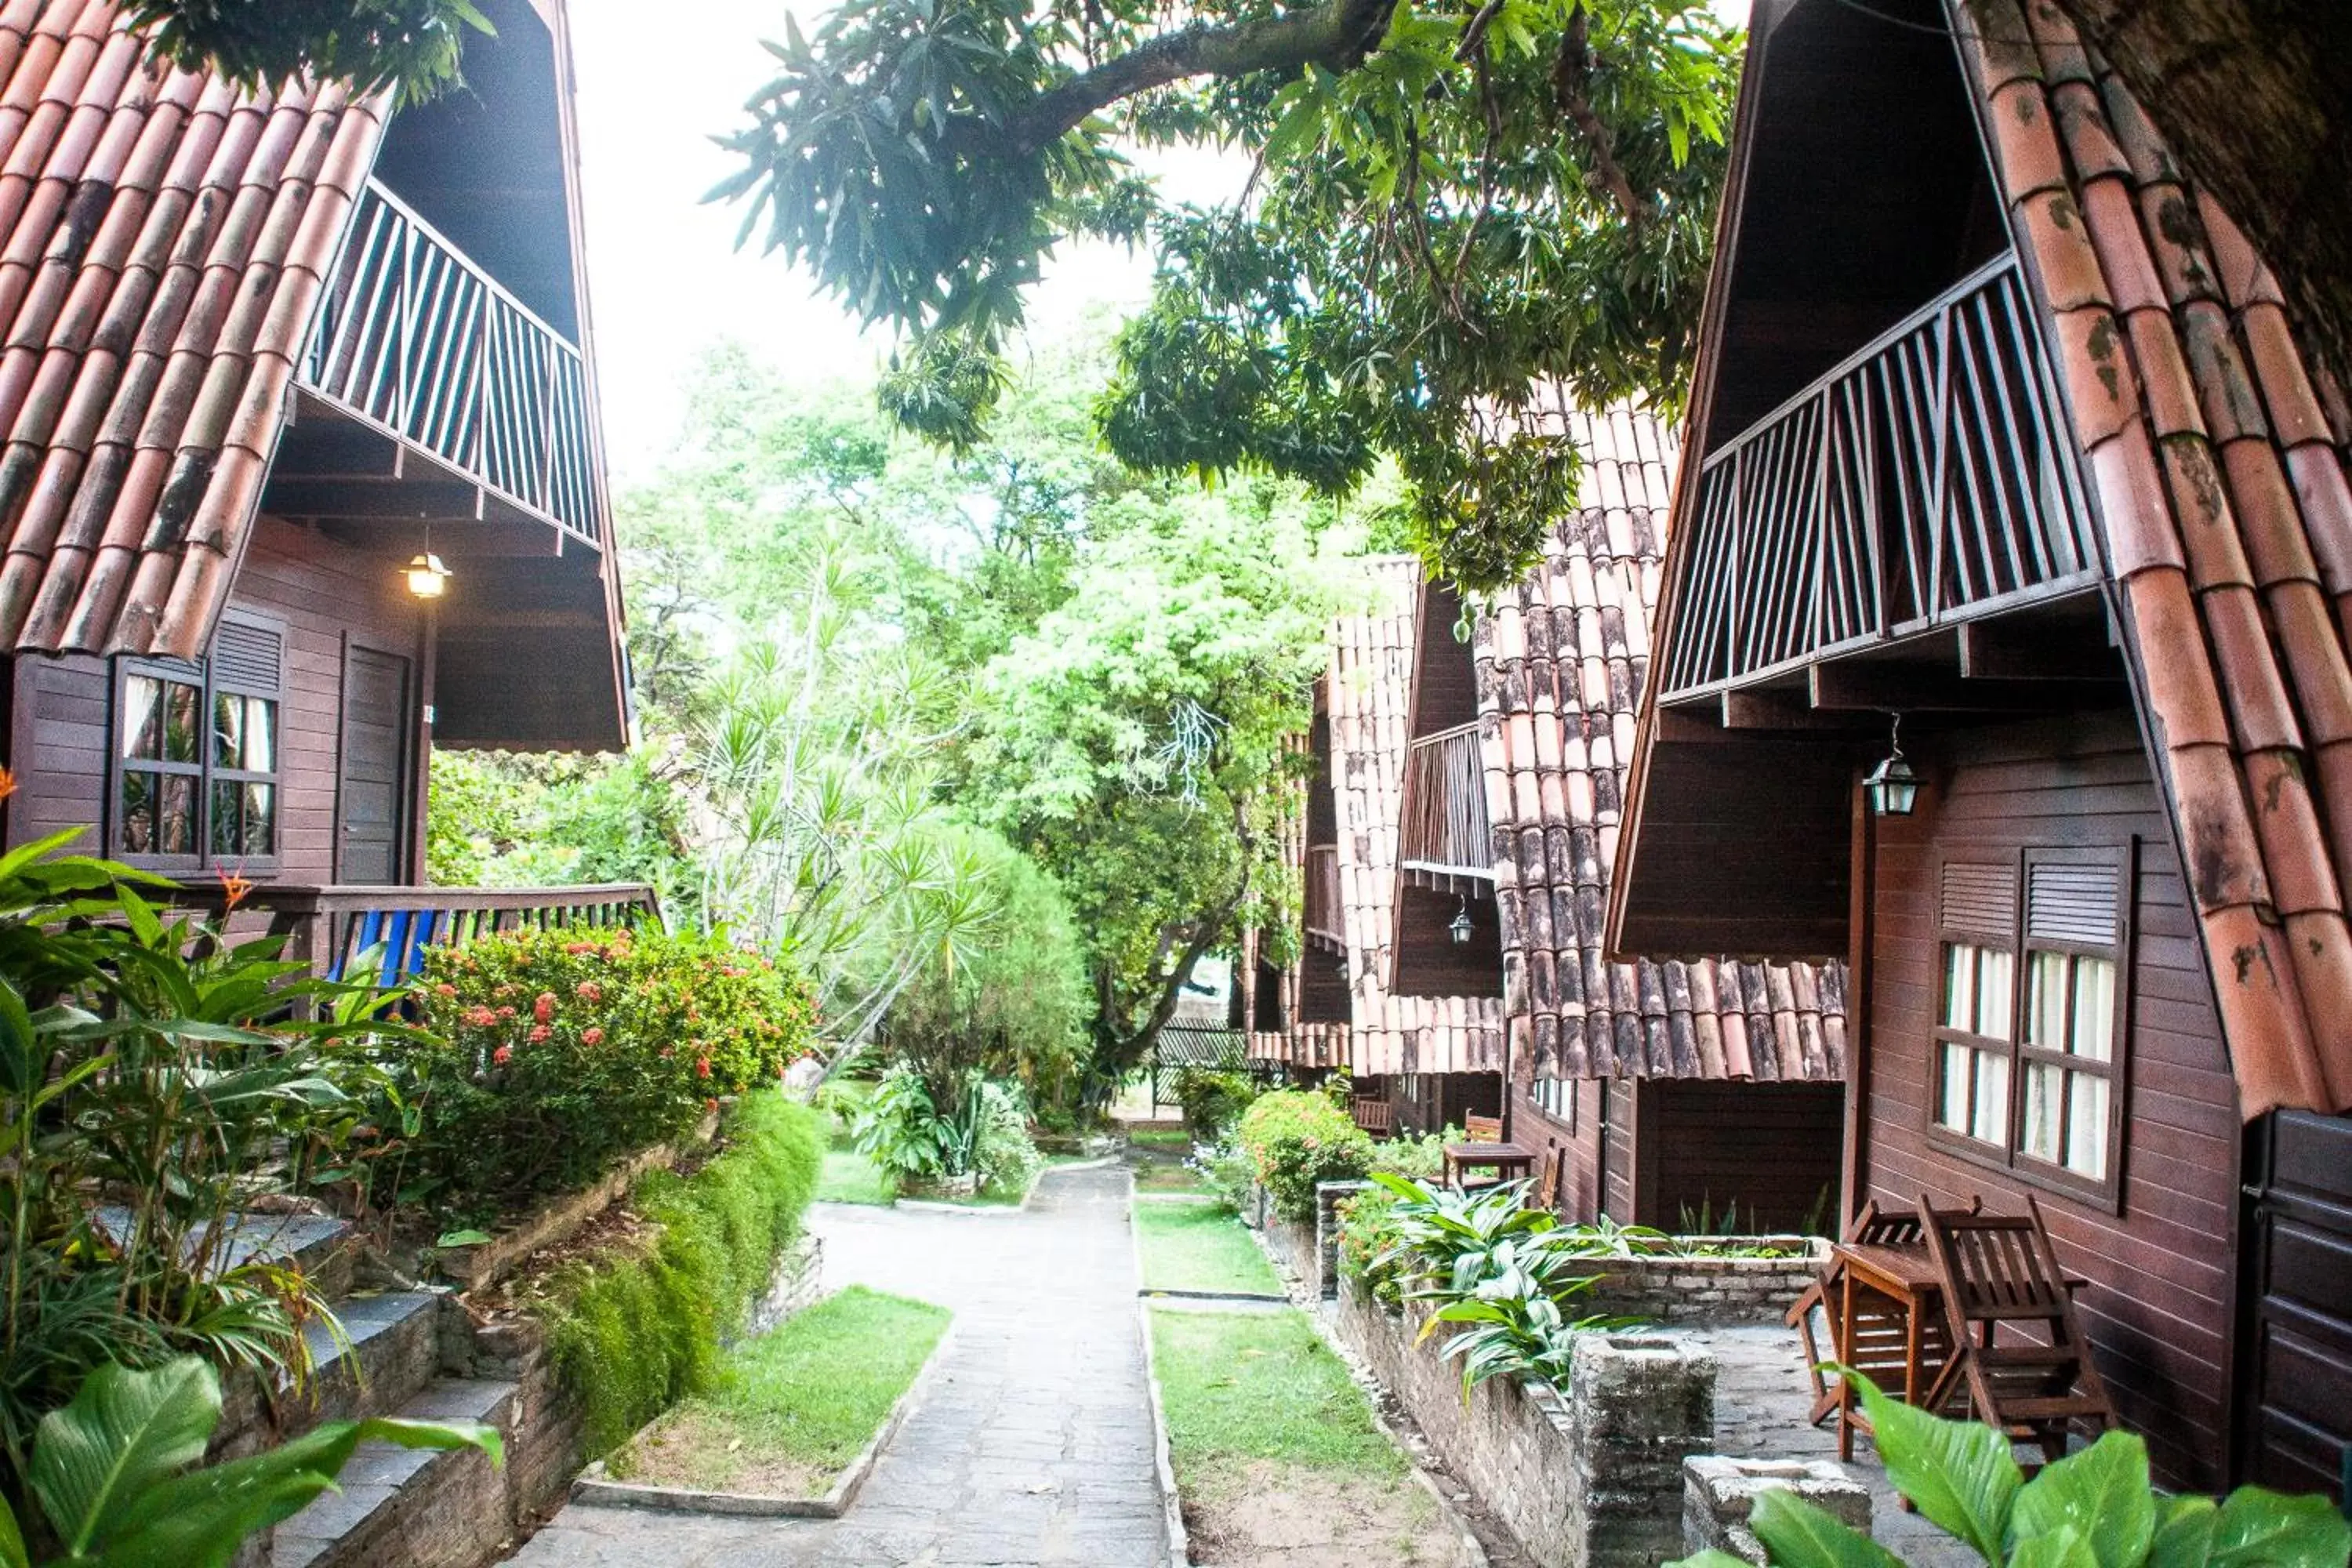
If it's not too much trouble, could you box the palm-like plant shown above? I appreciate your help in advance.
[0,1356,495,1567]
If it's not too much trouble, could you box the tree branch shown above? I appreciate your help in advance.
[1552,9,1644,230]
[1009,0,1396,153]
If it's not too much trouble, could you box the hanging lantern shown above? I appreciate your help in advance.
[1864,713,1920,817]
[1449,898,1475,945]
[404,552,451,600]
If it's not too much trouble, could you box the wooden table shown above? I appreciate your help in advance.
[1827,1240,2087,1459]
[1443,1142,1537,1187]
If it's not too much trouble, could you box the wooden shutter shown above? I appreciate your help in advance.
[1940,860,2018,942]
[211,618,282,694]
[2027,858,2122,946]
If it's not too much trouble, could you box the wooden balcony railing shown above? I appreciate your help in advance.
[1399,722,1493,884]
[1660,254,2098,700]
[1305,844,1344,955]
[169,882,659,987]
[303,180,603,545]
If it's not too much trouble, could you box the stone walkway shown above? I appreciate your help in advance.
[1701,1325,1976,1568]
[506,1163,1168,1567]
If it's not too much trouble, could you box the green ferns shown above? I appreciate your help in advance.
[544,1091,823,1455]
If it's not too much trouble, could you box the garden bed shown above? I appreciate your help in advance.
[1145,1304,1475,1568]
[1581,1237,1828,1323]
[576,1286,953,1518]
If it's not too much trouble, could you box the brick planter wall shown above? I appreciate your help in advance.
[1582,1240,1828,1323]
[1249,1180,1368,1299]
[1337,1276,1717,1568]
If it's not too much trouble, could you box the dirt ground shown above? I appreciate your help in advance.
[1181,1459,1462,1567]
[608,1407,834,1499]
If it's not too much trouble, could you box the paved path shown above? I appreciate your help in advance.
[506,1163,1167,1568]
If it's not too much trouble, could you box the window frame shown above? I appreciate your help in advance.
[1926,844,2133,1210]
[107,613,286,877]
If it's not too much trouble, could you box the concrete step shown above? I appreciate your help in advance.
[270,1376,517,1568]
[92,1207,358,1297]
[296,1290,445,1432]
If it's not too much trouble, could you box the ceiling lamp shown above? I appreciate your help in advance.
[1450,898,1475,946]
[404,551,451,601]
[1864,712,1921,817]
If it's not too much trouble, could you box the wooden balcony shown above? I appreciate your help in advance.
[274,178,604,552]
[1659,254,2098,702]
[1399,722,1493,891]
[170,882,659,986]
[1305,844,1345,956]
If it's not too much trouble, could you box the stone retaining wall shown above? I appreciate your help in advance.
[1247,1180,1365,1299]
[1582,1240,1828,1324]
[1337,1276,1717,1568]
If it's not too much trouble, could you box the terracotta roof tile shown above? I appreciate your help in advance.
[0,1,386,656]
[1465,408,1842,1083]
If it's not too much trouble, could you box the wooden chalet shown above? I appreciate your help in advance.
[1245,559,1508,1134]
[1391,405,1848,1229]
[1610,0,2352,1496]
[0,0,644,963]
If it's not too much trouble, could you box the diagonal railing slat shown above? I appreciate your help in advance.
[302,180,603,547]
[1661,254,2096,701]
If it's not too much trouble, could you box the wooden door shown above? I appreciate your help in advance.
[337,644,412,885]
[2237,1110,2352,1504]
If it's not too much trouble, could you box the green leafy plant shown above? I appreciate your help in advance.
[397,924,817,1218]
[122,0,490,103]
[1189,1135,1257,1213]
[0,835,403,1469]
[0,1355,496,1566]
[1172,1068,1263,1142]
[543,1091,824,1456]
[1669,1369,2352,1568]
[851,1067,1039,1193]
[1369,1127,1455,1183]
[1235,1090,1374,1221]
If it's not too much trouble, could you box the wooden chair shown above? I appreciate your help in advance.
[1788,1199,1963,1430]
[1534,1145,1564,1213]
[1918,1193,2118,1462]
[1464,1114,1504,1143]
[1351,1098,1392,1135]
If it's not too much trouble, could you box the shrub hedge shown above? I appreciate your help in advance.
[543,1090,825,1456]
[1236,1089,1373,1221]
[400,924,817,1216]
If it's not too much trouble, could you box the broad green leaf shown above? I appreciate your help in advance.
[2007,1431,2155,1568]
[437,1229,495,1248]
[97,1415,501,1567]
[1838,1367,2020,1564]
[0,1492,25,1568]
[2010,1523,2103,1568]
[1664,1553,1763,1568]
[2205,1486,2352,1568]
[1750,1489,1907,1568]
[2149,1494,2219,1568]
[30,1359,223,1554]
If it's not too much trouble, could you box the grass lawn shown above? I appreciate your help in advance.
[1150,1307,1450,1564]
[1134,1160,1211,1195]
[1135,1202,1282,1294]
[1149,1308,1401,1475]
[1128,1127,1193,1149]
[817,1147,897,1206]
[611,1286,949,1497]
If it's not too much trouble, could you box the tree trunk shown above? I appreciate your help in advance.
[2042,0,2352,397]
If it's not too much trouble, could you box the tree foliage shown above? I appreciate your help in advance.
[123,0,488,103]
[716,0,1738,588]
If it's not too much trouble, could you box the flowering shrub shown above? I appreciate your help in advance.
[1235,1089,1372,1221]
[393,925,818,1218]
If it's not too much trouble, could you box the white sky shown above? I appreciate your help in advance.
[566,0,1751,481]
[568,2,1250,479]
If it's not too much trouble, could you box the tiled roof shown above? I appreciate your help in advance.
[0,0,384,658]
[1476,406,1846,1082]
[1335,559,1508,1076]
[1961,0,2352,1116]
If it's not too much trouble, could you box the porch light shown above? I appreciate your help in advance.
[1450,898,1475,945]
[404,552,451,600]
[1865,713,1920,817]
